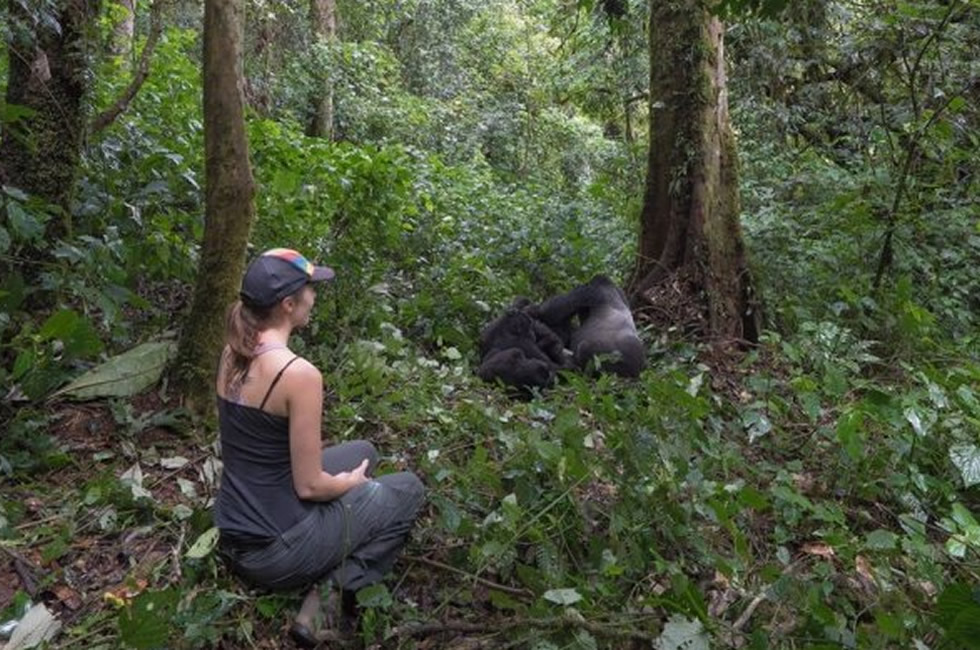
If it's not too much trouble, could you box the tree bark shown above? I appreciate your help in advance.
[174,0,256,410]
[631,0,758,343]
[0,0,102,238]
[109,0,136,57]
[306,0,336,139]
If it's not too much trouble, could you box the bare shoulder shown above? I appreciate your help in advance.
[284,356,322,384]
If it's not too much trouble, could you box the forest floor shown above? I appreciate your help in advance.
[2,334,964,649]
[3,390,647,650]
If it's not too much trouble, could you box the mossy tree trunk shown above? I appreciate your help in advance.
[631,0,758,342]
[307,0,336,139]
[174,0,256,412]
[0,0,102,238]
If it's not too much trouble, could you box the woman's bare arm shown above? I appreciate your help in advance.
[286,360,369,500]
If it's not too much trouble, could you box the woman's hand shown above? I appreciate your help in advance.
[336,459,370,490]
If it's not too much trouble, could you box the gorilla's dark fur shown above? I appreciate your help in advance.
[530,275,645,378]
[476,304,569,392]
[476,276,644,392]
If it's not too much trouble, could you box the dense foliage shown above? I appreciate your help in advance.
[1,0,978,648]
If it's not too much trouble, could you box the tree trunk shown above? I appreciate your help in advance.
[0,0,102,237]
[631,0,758,343]
[109,0,136,58]
[307,0,336,139]
[174,0,256,411]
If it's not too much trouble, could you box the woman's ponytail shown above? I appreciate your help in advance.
[223,300,272,395]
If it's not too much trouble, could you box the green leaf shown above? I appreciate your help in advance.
[55,341,176,400]
[654,614,710,650]
[39,309,80,340]
[2,185,30,201]
[255,595,286,619]
[118,588,178,649]
[12,348,35,380]
[355,583,393,609]
[950,444,980,487]
[936,583,980,648]
[6,201,44,241]
[864,529,898,550]
[738,485,770,510]
[543,588,582,605]
[185,527,219,559]
[489,590,522,611]
[836,409,864,461]
[904,407,926,437]
[39,309,102,359]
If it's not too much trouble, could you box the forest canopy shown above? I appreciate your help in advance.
[0,0,978,648]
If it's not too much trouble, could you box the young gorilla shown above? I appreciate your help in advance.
[528,275,646,378]
[477,302,570,392]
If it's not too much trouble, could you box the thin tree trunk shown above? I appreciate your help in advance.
[174,0,256,410]
[0,0,102,238]
[632,0,758,342]
[109,0,136,57]
[307,0,336,139]
[91,0,163,133]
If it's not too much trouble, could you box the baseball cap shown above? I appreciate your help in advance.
[240,248,336,308]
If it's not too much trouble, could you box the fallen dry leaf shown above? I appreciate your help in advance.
[855,555,873,581]
[802,542,835,558]
[51,584,83,610]
[102,578,148,607]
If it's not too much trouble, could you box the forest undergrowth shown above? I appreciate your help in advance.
[2,6,979,648]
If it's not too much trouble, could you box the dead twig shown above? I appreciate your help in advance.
[1,545,44,596]
[402,554,533,599]
[391,614,660,643]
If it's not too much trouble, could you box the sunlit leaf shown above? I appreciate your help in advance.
[185,527,219,559]
[654,614,710,650]
[950,444,980,487]
[543,588,582,605]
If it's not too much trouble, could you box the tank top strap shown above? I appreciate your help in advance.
[259,356,301,411]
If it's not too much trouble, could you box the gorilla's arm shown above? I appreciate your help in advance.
[530,319,571,367]
[531,284,597,330]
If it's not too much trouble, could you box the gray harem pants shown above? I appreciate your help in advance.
[220,441,425,591]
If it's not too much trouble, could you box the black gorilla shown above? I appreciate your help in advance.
[529,275,645,378]
[477,304,570,391]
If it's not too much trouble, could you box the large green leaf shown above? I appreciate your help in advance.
[54,341,176,400]
[118,588,178,649]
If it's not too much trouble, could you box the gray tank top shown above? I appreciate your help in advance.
[214,356,312,544]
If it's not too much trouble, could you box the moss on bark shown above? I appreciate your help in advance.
[173,0,256,412]
[633,0,759,342]
[0,0,102,236]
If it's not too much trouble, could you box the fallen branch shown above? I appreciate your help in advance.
[90,0,165,134]
[1,545,44,596]
[391,614,660,643]
[402,554,532,598]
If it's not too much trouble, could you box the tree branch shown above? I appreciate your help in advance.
[90,0,165,134]
[390,614,660,643]
[402,554,533,598]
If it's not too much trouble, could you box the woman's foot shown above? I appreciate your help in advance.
[290,585,322,648]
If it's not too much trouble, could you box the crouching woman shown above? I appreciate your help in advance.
[213,248,424,643]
